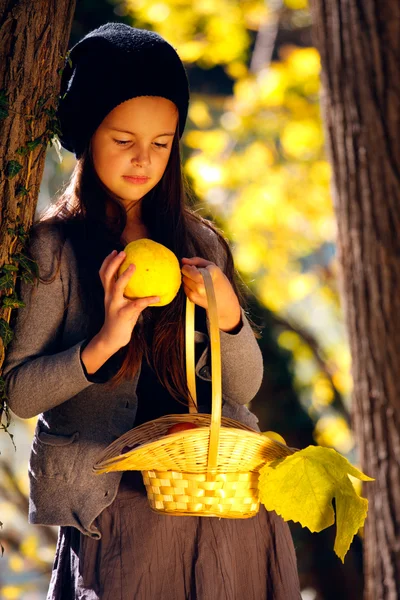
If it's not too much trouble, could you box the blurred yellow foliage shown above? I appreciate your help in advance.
[287,273,318,301]
[332,370,353,395]
[312,374,335,407]
[20,534,39,561]
[179,40,207,62]
[186,155,225,193]
[233,76,259,114]
[185,129,230,155]
[8,553,25,572]
[226,61,248,80]
[315,415,355,454]
[281,119,324,159]
[2,586,23,600]
[126,0,251,65]
[284,0,309,11]
[145,2,170,22]
[293,343,314,362]
[278,330,302,351]
[257,64,288,107]
[188,99,213,129]
[243,2,270,29]
[286,47,320,83]
[26,416,37,435]
[13,469,29,497]
[234,236,269,273]
[204,14,250,65]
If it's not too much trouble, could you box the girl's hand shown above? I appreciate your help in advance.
[98,250,160,351]
[181,257,242,332]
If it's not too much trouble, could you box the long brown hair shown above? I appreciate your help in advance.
[29,127,262,406]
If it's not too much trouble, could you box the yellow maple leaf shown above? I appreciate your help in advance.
[258,445,374,562]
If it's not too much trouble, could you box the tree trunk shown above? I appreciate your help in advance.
[0,0,76,430]
[309,1,400,598]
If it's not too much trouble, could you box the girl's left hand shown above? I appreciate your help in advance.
[181,257,242,332]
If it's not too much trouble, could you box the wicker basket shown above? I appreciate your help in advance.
[93,268,294,518]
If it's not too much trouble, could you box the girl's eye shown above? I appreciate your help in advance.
[113,139,168,149]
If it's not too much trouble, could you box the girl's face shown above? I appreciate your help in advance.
[91,96,179,207]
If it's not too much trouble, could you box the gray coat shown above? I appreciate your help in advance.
[2,222,263,539]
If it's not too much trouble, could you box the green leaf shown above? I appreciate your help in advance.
[0,89,9,120]
[2,264,18,272]
[5,160,23,179]
[26,136,43,152]
[14,252,39,280]
[0,272,14,291]
[2,295,25,309]
[16,146,29,157]
[15,184,29,197]
[37,96,47,108]
[0,318,14,348]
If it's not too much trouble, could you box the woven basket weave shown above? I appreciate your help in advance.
[93,268,294,518]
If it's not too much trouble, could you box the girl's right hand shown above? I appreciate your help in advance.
[98,250,160,351]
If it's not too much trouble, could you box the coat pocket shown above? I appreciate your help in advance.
[30,429,80,481]
[38,431,80,445]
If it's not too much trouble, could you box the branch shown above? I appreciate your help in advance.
[269,312,350,422]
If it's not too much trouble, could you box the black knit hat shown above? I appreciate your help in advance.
[57,22,190,159]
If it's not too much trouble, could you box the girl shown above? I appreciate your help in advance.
[2,22,301,600]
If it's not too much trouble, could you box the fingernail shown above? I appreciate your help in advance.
[119,251,125,257]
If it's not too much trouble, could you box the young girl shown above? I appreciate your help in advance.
[3,22,301,600]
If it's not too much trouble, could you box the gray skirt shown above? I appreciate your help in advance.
[46,471,301,600]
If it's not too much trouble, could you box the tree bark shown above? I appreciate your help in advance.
[0,1,76,428]
[309,1,400,598]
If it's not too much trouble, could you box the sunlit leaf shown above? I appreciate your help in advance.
[258,446,374,562]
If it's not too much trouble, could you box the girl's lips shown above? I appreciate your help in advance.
[123,176,150,184]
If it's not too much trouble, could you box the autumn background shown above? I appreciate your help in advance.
[0,0,364,598]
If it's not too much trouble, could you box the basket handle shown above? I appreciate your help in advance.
[185,268,221,473]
